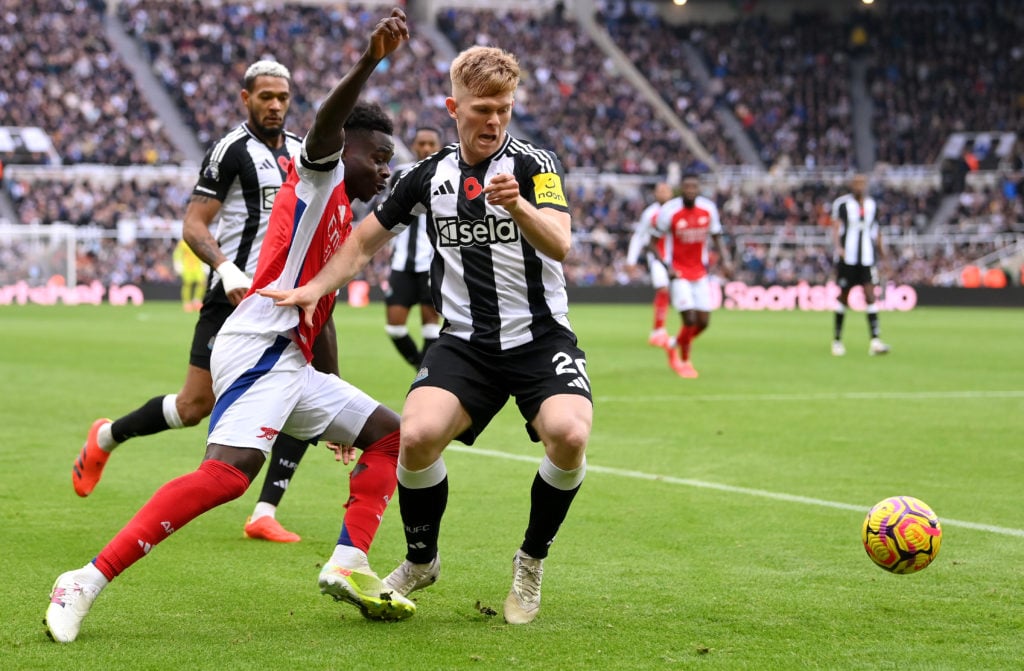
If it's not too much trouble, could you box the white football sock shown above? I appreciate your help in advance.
[251,502,277,521]
[96,423,117,452]
[162,394,184,429]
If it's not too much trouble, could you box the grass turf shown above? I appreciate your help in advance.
[1,302,1022,670]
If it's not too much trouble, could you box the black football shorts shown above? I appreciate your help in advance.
[410,327,592,445]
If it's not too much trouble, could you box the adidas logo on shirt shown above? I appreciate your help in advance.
[431,180,455,196]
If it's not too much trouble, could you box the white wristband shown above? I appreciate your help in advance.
[215,261,251,294]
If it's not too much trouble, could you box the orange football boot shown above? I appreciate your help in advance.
[73,419,112,497]
[244,516,301,543]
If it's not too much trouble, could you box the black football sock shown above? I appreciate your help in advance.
[390,334,421,367]
[867,307,881,338]
[521,474,582,560]
[110,395,173,444]
[396,459,448,563]
[397,479,448,563]
[833,309,845,341]
[257,433,309,506]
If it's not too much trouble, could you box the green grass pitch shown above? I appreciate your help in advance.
[1,301,1022,670]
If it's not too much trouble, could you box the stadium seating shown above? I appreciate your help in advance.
[866,1,1023,165]
[604,11,852,170]
[0,1,1019,290]
[437,8,703,175]
[0,0,181,165]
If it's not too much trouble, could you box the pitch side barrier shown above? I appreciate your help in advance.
[565,281,1024,309]
[3,279,1022,308]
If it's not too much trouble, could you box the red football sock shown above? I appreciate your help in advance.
[653,289,670,330]
[339,430,399,553]
[678,325,698,362]
[93,460,250,580]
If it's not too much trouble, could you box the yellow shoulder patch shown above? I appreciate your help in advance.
[532,172,567,207]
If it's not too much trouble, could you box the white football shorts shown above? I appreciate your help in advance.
[646,253,669,290]
[208,333,378,452]
[670,276,712,312]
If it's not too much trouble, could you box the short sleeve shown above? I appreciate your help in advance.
[193,143,241,202]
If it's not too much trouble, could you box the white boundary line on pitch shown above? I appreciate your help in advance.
[448,445,1024,538]
[596,390,1024,403]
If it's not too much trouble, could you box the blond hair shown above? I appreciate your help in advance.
[450,46,520,98]
[243,60,291,91]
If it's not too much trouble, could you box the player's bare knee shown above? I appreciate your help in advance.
[547,422,589,463]
[177,397,214,426]
[399,426,446,464]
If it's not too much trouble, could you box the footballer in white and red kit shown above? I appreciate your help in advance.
[651,173,733,378]
[626,182,673,347]
[44,11,418,645]
[208,139,365,447]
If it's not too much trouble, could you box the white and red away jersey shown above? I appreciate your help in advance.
[218,139,351,361]
[654,195,721,281]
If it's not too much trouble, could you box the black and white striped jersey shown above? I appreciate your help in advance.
[375,134,573,351]
[831,193,879,266]
[192,122,302,296]
[387,161,433,274]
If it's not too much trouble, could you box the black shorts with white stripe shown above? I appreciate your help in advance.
[836,261,879,289]
[411,327,592,445]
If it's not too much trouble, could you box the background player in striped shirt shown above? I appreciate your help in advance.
[382,126,442,367]
[626,181,674,348]
[651,173,734,378]
[71,60,328,544]
[831,173,890,356]
[46,10,413,643]
[261,45,592,626]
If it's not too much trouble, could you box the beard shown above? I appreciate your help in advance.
[252,121,284,139]
[682,197,697,208]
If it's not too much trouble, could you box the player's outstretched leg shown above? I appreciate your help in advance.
[319,429,414,620]
[44,563,107,643]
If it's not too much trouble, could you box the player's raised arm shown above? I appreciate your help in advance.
[304,8,409,162]
[259,212,395,327]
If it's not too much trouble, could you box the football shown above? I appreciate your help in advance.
[862,496,942,573]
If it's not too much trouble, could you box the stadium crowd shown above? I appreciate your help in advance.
[0,0,182,165]
[7,175,190,229]
[1,0,1021,291]
[6,172,1008,290]
[867,0,1024,165]
[437,7,703,175]
[117,0,453,150]
[605,10,853,170]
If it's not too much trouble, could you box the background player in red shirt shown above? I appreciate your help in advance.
[651,173,733,378]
